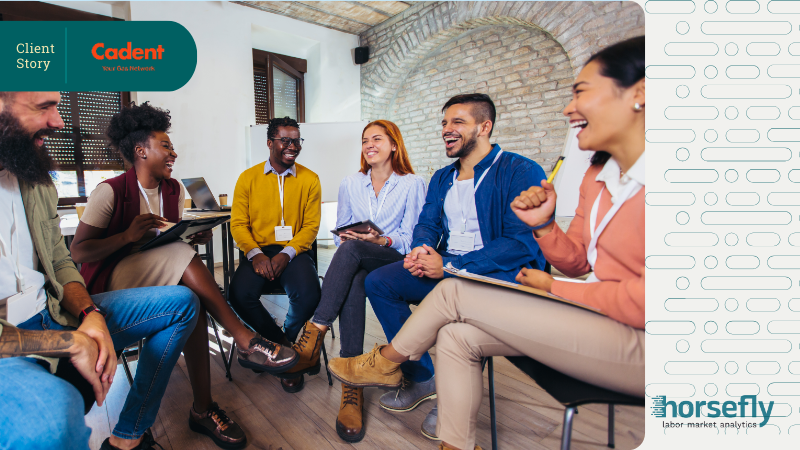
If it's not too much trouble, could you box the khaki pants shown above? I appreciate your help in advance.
[392,279,645,450]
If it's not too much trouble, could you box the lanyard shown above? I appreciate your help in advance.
[0,189,25,292]
[587,177,642,272]
[137,181,164,235]
[450,150,503,233]
[277,174,286,227]
[367,177,390,222]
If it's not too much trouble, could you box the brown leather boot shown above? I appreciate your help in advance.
[336,385,365,442]
[438,444,483,450]
[277,321,326,381]
[329,344,402,388]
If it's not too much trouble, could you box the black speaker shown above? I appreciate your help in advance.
[354,46,369,65]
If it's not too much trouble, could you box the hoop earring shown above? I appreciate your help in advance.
[633,103,643,111]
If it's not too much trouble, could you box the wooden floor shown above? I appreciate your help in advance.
[87,247,644,450]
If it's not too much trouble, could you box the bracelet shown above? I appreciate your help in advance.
[531,215,555,231]
[384,236,393,247]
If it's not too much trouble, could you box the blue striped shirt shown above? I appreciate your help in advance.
[334,171,426,254]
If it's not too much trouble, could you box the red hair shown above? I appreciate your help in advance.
[360,120,415,176]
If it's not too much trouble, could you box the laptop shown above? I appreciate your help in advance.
[182,177,231,211]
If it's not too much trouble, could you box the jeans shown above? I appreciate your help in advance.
[229,245,321,343]
[311,240,404,358]
[17,286,199,440]
[365,257,454,382]
[0,357,91,450]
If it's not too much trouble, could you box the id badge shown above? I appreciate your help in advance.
[449,232,475,252]
[275,225,293,241]
[5,285,40,325]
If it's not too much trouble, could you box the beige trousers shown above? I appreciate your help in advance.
[392,279,645,450]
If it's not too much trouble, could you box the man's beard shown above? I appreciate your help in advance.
[446,127,479,159]
[0,111,56,185]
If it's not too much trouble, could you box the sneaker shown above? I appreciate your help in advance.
[100,430,163,450]
[237,333,298,374]
[188,402,247,449]
[336,385,365,442]
[421,404,438,440]
[329,344,402,388]
[380,374,436,412]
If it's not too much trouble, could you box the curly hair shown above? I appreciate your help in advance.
[106,102,172,164]
[267,116,300,141]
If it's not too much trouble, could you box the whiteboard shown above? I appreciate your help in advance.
[553,127,594,218]
[250,121,368,202]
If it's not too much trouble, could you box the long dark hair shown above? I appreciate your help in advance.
[584,36,645,166]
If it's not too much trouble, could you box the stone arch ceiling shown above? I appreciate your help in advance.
[359,1,644,120]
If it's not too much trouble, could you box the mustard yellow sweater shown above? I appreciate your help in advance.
[231,161,321,256]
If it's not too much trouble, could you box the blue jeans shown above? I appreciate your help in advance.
[365,259,449,382]
[17,286,199,440]
[0,357,91,450]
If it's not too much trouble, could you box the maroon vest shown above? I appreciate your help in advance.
[80,168,181,294]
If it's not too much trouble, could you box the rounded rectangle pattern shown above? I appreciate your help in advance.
[646,320,696,334]
[664,361,719,375]
[664,232,719,246]
[646,192,696,206]
[747,361,780,375]
[767,128,800,141]
[726,320,761,334]
[768,65,800,78]
[726,383,760,397]
[664,42,719,56]
[726,65,760,79]
[767,1,800,13]
[701,339,792,352]
[746,232,781,246]
[646,255,696,269]
[747,169,781,183]
[747,298,782,312]
[702,84,792,99]
[665,298,719,311]
[726,192,760,206]
[747,106,781,120]
[701,147,790,161]
[747,42,781,56]
[665,106,719,120]
[726,129,760,143]
[726,255,760,269]
[646,0,697,13]
[646,65,696,79]
[701,276,791,290]
[701,211,791,225]
[788,298,800,311]
[789,106,800,120]
[767,192,800,206]
[647,129,696,142]
[767,321,800,333]
[788,170,800,183]
[665,169,718,183]
[767,383,800,395]
[700,21,792,35]
[768,255,800,268]
[726,0,760,13]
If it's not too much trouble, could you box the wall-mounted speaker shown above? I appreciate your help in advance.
[354,46,369,65]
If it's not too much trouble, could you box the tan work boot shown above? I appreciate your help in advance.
[438,444,483,450]
[329,344,402,388]
[336,385,365,442]
[277,321,326,381]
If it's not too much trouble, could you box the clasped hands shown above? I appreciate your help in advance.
[403,244,444,279]
[252,252,290,281]
[74,310,116,407]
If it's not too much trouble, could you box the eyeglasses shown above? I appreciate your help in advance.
[270,137,304,148]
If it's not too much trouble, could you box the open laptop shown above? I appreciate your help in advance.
[182,177,231,211]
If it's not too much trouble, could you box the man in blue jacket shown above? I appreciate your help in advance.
[364,93,547,425]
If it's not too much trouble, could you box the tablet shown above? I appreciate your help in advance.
[139,215,230,252]
[331,220,384,236]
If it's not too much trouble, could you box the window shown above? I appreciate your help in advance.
[253,50,306,124]
[0,2,128,205]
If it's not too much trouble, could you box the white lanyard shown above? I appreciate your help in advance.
[587,178,642,272]
[450,150,503,233]
[277,174,286,227]
[0,195,25,292]
[137,181,163,217]
[367,179,390,222]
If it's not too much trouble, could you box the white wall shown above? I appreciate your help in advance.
[125,1,362,259]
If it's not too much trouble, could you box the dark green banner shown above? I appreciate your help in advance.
[0,21,197,91]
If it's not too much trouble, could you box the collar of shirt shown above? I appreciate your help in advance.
[362,169,398,191]
[450,143,502,178]
[595,150,646,203]
[264,160,297,177]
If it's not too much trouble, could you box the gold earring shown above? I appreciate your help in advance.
[633,103,643,111]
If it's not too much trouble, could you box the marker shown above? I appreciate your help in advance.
[547,156,565,184]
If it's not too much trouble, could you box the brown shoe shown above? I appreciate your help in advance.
[276,321,326,380]
[280,375,305,393]
[237,333,298,374]
[189,402,247,449]
[438,444,483,450]
[329,344,402,388]
[336,385,365,442]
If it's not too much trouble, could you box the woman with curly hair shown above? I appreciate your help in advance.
[70,102,297,450]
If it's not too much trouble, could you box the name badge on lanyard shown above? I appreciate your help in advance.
[274,174,293,241]
[0,195,39,324]
[448,150,503,252]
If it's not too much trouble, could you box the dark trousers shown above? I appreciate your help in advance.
[311,240,404,358]
[229,245,321,343]
[364,255,454,382]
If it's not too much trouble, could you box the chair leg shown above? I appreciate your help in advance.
[607,404,615,449]
[329,326,335,340]
[488,357,498,450]
[561,406,577,450]
[321,341,333,386]
[209,314,233,381]
[120,352,134,386]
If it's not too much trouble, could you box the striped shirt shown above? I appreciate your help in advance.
[334,171,426,254]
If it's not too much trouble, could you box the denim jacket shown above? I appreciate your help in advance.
[411,144,547,283]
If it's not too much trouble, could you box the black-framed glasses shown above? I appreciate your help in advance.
[270,137,304,147]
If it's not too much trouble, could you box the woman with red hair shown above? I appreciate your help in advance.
[278,120,425,441]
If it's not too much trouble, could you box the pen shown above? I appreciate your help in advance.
[547,156,565,184]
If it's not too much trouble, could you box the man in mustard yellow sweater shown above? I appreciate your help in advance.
[230,117,322,393]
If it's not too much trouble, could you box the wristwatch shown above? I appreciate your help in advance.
[79,305,107,324]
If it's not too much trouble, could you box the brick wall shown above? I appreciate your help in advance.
[359,1,644,179]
